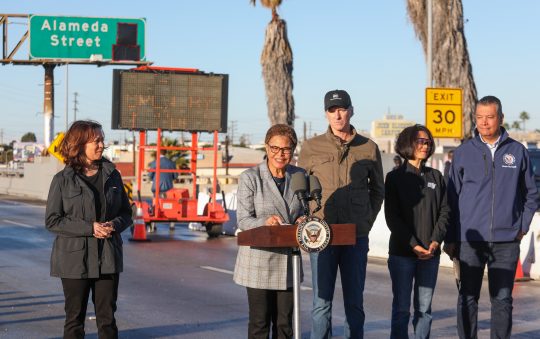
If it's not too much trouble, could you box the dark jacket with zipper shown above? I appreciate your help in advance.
[385,162,450,257]
[45,159,132,279]
[447,128,538,242]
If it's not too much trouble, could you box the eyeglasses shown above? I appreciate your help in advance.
[415,138,432,147]
[267,144,293,155]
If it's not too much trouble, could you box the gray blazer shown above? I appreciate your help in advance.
[233,161,305,290]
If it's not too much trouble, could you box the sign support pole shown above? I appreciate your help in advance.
[427,0,433,88]
[43,64,55,147]
[65,64,69,131]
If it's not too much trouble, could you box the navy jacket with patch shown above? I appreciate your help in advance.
[447,128,538,242]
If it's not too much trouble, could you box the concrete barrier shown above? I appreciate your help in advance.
[2,159,539,280]
[367,203,540,279]
[0,157,63,200]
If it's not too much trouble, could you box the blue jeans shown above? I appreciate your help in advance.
[388,255,440,339]
[457,241,519,339]
[310,237,369,339]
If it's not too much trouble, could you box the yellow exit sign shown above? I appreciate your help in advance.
[425,88,463,138]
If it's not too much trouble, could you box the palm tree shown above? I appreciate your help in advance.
[407,0,478,139]
[156,137,189,169]
[251,0,295,126]
[511,121,521,131]
[519,111,530,131]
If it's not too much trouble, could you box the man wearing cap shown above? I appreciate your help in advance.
[298,90,384,339]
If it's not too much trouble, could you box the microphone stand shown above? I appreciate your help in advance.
[292,245,301,339]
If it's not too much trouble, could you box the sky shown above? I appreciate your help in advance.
[1,0,539,145]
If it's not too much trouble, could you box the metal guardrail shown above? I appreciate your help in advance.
[0,168,24,177]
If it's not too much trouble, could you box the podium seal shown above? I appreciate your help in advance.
[296,216,331,252]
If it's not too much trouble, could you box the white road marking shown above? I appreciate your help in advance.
[2,200,46,208]
[2,219,35,228]
[200,265,313,291]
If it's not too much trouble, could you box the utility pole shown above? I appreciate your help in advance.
[228,120,237,145]
[224,135,230,183]
[303,121,307,142]
[73,92,79,122]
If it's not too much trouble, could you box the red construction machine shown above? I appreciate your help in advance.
[112,65,230,237]
[133,128,229,237]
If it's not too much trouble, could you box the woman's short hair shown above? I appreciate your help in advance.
[394,124,434,161]
[60,120,103,172]
[264,124,298,148]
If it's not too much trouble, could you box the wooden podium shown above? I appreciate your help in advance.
[237,223,356,338]
[238,223,356,247]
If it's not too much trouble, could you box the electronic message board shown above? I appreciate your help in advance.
[112,69,228,132]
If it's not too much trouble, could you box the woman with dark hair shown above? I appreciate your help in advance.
[233,124,305,339]
[45,120,132,338]
[384,124,449,339]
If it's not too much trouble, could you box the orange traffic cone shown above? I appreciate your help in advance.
[514,259,531,282]
[129,207,151,242]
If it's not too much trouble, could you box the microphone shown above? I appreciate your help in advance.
[291,171,310,216]
[309,175,322,214]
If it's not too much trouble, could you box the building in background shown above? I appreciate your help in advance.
[12,142,45,163]
[371,114,416,154]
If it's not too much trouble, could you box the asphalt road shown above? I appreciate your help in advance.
[1,195,540,338]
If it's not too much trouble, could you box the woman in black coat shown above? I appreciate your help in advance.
[45,120,132,339]
[384,124,450,339]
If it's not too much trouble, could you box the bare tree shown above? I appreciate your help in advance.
[407,0,478,139]
[251,0,295,126]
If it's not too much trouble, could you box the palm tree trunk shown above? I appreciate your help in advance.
[261,16,295,126]
[407,0,477,139]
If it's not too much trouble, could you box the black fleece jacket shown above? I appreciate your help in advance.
[384,162,450,257]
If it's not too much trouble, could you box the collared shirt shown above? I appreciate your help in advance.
[479,130,502,159]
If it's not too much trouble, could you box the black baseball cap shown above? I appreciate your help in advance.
[324,90,352,111]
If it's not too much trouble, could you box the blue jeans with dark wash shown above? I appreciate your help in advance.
[457,241,519,339]
[387,255,440,339]
[309,236,369,339]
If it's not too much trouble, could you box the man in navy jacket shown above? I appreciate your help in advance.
[148,149,178,196]
[445,95,538,339]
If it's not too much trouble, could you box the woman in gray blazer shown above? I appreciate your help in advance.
[233,124,306,339]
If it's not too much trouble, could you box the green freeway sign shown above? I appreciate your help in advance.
[29,15,146,61]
